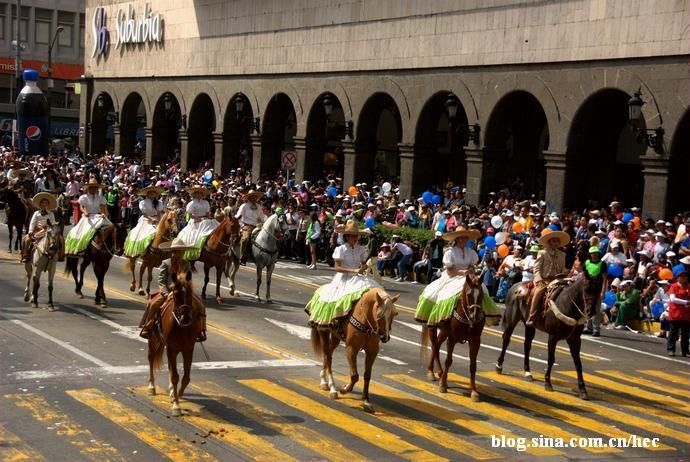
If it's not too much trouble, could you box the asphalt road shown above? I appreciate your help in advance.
[1,224,689,461]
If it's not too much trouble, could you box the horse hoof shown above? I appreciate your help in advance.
[579,391,589,400]
[31,303,38,309]
[100,302,108,308]
[24,294,30,302]
[427,370,438,382]
[77,291,84,299]
[129,285,135,292]
[363,402,375,413]
[495,364,503,374]
[320,383,329,391]
[329,391,338,400]
[439,384,448,393]
[148,387,156,396]
[544,383,553,392]
[339,386,350,395]
[524,372,533,381]
[138,289,145,296]
[266,299,273,304]
[171,407,181,417]
[470,391,480,402]
[216,297,222,304]
[47,305,56,312]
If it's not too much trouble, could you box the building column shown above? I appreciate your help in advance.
[543,150,567,213]
[293,137,307,183]
[398,143,414,200]
[212,132,225,175]
[641,155,670,220]
[250,133,262,181]
[464,147,484,206]
[342,140,356,188]
[179,130,189,172]
[112,123,121,156]
[144,127,153,166]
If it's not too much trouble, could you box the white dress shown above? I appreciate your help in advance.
[123,198,165,257]
[177,198,219,260]
[65,193,112,254]
[306,243,382,326]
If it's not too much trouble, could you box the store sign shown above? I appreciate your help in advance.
[92,7,108,57]
[115,3,163,48]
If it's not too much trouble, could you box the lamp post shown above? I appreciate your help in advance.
[627,88,665,155]
[14,0,21,99]
[47,25,65,138]
[445,93,481,146]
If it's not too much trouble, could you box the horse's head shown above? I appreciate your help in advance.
[158,210,179,240]
[581,276,602,320]
[374,291,399,343]
[460,268,484,325]
[224,216,241,245]
[170,271,195,327]
[265,214,286,240]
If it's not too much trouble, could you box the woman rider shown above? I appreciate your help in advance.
[64,178,119,255]
[176,185,219,261]
[123,185,166,257]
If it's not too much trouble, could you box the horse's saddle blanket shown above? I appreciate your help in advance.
[518,279,570,307]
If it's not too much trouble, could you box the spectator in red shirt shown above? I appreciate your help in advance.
[667,268,690,356]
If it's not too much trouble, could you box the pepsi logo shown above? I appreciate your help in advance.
[26,125,41,141]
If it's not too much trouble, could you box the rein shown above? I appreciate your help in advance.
[454,279,484,326]
[343,294,391,339]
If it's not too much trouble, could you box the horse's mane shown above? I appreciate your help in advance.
[156,210,175,233]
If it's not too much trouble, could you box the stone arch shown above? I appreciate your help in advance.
[355,92,403,183]
[410,75,479,138]
[257,82,303,134]
[222,91,256,173]
[90,83,120,114]
[218,85,260,127]
[185,81,223,128]
[261,92,297,177]
[304,92,348,179]
[151,92,182,166]
[667,107,690,215]
[187,93,217,170]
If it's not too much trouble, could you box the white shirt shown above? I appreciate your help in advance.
[186,198,211,218]
[332,243,368,270]
[235,202,265,226]
[139,198,164,218]
[29,210,56,233]
[65,180,81,196]
[79,193,106,215]
[392,241,413,256]
[521,255,536,282]
[443,246,479,270]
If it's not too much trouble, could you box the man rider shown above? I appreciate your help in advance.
[526,228,570,326]
[235,189,265,264]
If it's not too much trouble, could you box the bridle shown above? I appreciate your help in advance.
[454,275,484,326]
[167,282,194,327]
[346,294,397,342]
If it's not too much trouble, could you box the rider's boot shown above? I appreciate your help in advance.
[139,294,164,339]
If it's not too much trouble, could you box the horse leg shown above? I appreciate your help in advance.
[265,263,274,304]
[523,325,537,380]
[47,261,56,311]
[31,270,40,309]
[147,341,157,395]
[78,257,88,299]
[567,334,588,400]
[15,225,22,251]
[167,348,181,416]
[146,264,154,298]
[340,343,359,395]
[361,340,379,413]
[496,313,519,374]
[138,260,147,295]
[326,331,339,399]
[227,256,239,296]
[24,260,32,302]
[178,344,194,398]
[202,264,210,300]
[8,225,13,252]
[255,265,262,302]
[544,335,558,392]
[439,334,455,394]
[469,333,481,402]
[425,326,439,381]
[215,264,223,304]
[128,257,136,291]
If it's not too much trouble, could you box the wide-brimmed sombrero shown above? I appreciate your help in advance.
[32,192,57,210]
[158,237,197,252]
[539,228,570,247]
[443,226,481,241]
[335,220,368,236]
[85,178,106,189]
[187,186,211,197]
[9,168,32,180]
[244,189,264,201]
[138,185,165,196]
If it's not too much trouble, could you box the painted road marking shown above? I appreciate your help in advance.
[576,335,689,364]
[240,378,446,462]
[596,369,689,400]
[387,374,591,455]
[0,422,47,462]
[67,388,217,462]
[137,386,296,462]
[481,371,687,446]
[193,381,367,462]
[292,377,502,459]
[482,327,607,362]
[639,369,690,387]
[68,305,146,342]
[4,393,127,461]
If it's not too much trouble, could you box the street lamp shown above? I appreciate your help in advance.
[234,93,245,116]
[445,93,481,146]
[163,92,172,112]
[627,87,665,155]
[47,25,65,138]
[322,94,334,117]
[97,93,104,109]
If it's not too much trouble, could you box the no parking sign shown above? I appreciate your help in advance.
[281,151,297,170]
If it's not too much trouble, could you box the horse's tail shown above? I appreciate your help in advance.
[148,335,165,371]
[420,325,430,362]
[63,256,78,276]
[310,326,323,356]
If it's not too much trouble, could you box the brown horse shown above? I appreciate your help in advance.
[310,288,399,413]
[0,186,28,253]
[146,271,203,416]
[421,270,485,401]
[64,231,114,307]
[126,210,178,297]
[195,216,240,304]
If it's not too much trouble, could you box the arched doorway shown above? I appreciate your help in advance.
[414,92,468,194]
[483,91,548,200]
[356,92,402,183]
[565,89,646,209]
[151,92,181,166]
[120,92,146,157]
[261,93,296,177]
[305,93,346,180]
[91,92,115,155]
[667,109,690,216]
[187,93,216,171]
[223,93,254,173]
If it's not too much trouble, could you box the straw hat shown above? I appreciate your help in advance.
[244,189,264,201]
[335,219,368,236]
[138,185,165,196]
[539,228,570,247]
[32,192,57,210]
[85,178,106,190]
[187,186,211,197]
[158,237,196,252]
[10,168,32,180]
[443,225,481,241]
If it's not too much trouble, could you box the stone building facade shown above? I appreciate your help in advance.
[81,0,690,218]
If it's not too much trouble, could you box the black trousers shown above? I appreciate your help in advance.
[667,320,690,355]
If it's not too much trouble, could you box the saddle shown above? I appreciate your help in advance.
[523,277,569,307]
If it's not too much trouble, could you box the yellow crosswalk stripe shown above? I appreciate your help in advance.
[480,372,685,447]
[4,393,127,461]
[135,385,297,462]
[596,370,688,399]
[291,377,500,460]
[239,378,446,462]
[558,371,690,416]
[446,372,661,452]
[639,369,690,387]
[66,388,217,462]
[0,422,46,462]
[482,329,599,362]
[193,381,366,462]
[388,373,599,455]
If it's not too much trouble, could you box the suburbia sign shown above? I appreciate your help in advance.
[91,3,163,57]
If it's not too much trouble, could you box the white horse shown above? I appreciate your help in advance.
[250,213,287,303]
[24,226,60,311]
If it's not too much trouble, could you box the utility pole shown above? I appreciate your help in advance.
[14,0,22,99]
